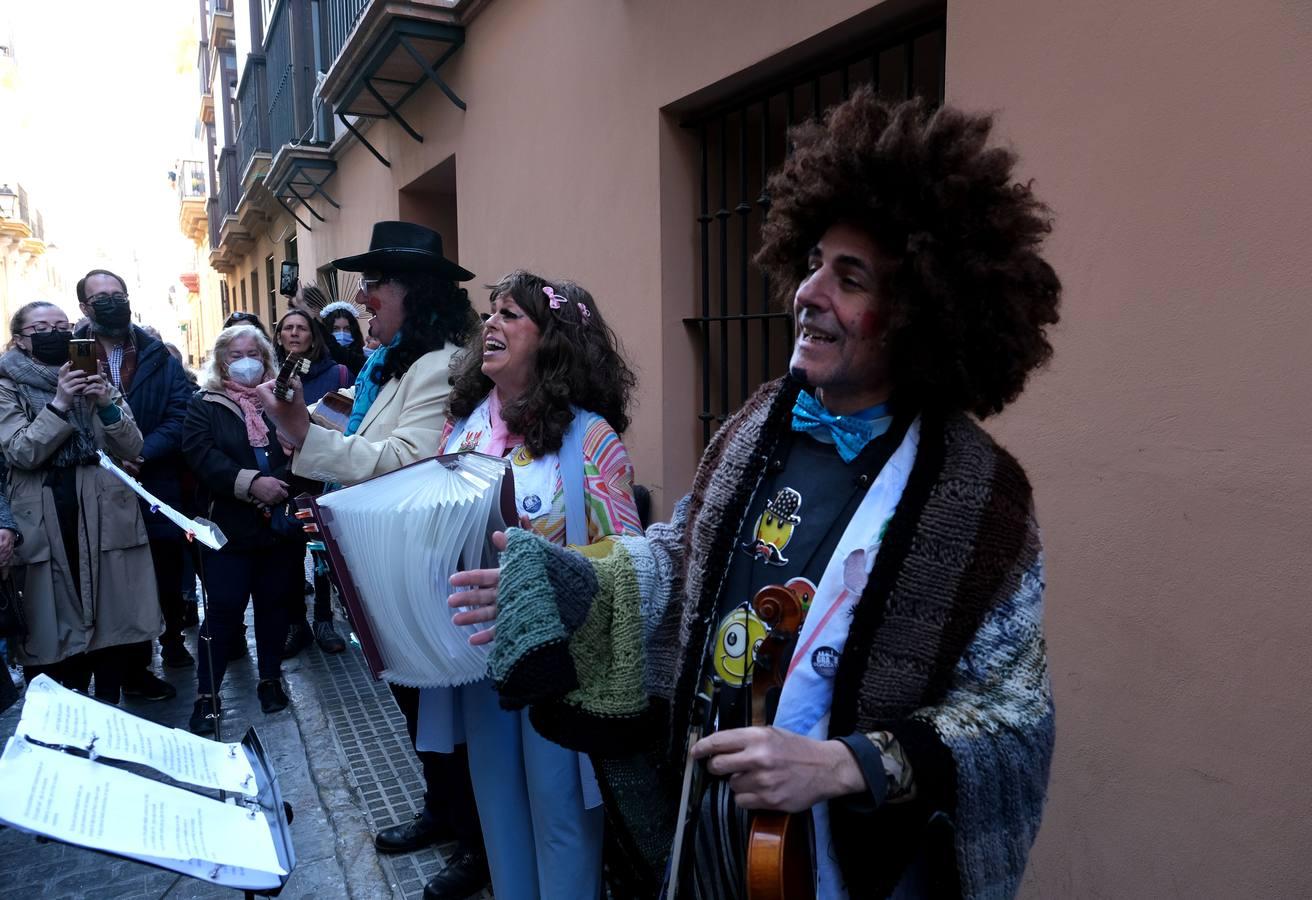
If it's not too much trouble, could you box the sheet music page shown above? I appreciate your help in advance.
[16,675,258,796]
[0,737,286,876]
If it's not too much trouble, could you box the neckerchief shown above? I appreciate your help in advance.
[791,390,892,463]
[222,380,270,447]
[345,331,399,436]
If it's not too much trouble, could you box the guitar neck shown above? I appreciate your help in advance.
[274,353,310,402]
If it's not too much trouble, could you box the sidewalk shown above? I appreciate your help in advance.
[0,611,487,900]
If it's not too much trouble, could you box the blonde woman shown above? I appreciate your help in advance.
[181,324,315,734]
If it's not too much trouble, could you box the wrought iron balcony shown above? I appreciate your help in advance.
[319,1,477,168]
[217,146,240,217]
[208,0,234,51]
[198,39,214,124]
[236,55,271,181]
[324,0,370,67]
[175,160,209,243]
[207,196,222,252]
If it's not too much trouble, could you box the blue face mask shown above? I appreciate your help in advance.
[362,346,376,358]
[332,331,354,347]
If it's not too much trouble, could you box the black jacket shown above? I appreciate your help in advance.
[74,323,195,542]
[181,390,317,553]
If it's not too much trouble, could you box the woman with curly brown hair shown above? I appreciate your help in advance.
[472,87,1061,900]
[418,270,642,900]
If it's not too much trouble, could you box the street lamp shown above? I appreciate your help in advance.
[0,184,16,219]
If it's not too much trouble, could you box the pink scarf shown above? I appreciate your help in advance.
[485,387,524,457]
[223,380,270,448]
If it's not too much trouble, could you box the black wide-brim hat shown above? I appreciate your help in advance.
[331,221,475,281]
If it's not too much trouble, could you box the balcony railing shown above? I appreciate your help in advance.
[218,146,240,217]
[176,159,208,201]
[198,39,211,98]
[267,1,299,151]
[207,197,222,251]
[236,56,271,177]
[325,0,370,67]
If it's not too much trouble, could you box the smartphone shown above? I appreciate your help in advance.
[68,339,98,376]
[279,261,299,297]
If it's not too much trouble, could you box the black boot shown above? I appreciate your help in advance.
[189,695,221,736]
[257,679,289,714]
[375,811,455,854]
[282,620,313,659]
[422,845,490,900]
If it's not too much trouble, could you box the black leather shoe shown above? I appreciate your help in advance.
[422,846,490,900]
[122,670,177,701]
[162,642,194,668]
[258,679,289,714]
[189,696,220,735]
[282,620,312,659]
[374,812,453,854]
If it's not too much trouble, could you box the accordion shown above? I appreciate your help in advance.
[297,452,515,687]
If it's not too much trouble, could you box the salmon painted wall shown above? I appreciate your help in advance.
[947,1,1312,895]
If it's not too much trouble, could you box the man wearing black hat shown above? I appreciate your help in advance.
[259,222,489,899]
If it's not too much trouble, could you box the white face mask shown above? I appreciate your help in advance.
[227,356,265,386]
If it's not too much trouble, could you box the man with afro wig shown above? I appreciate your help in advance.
[478,86,1061,899]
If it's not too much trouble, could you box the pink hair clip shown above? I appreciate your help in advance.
[543,286,565,309]
[578,304,591,323]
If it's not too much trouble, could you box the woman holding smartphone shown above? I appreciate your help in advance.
[0,301,158,700]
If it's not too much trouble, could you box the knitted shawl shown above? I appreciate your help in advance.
[492,377,1054,899]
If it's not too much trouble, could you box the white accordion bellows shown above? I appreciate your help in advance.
[311,452,513,687]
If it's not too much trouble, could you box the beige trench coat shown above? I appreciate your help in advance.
[0,378,160,666]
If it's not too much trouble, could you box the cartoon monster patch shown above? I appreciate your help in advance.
[742,487,802,566]
[712,603,769,687]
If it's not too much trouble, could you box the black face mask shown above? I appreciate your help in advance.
[29,331,72,366]
[90,297,132,336]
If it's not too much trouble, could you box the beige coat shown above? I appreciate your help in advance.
[292,345,456,487]
[0,380,160,666]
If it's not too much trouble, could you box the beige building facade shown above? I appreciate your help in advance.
[186,0,1312,895]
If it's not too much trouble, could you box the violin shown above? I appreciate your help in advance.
[745,584,814,900]
[273,352,310,401]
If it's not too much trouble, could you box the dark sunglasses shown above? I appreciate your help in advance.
[225,312,262,327]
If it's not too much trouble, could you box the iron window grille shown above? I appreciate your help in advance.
[682,19,945,447]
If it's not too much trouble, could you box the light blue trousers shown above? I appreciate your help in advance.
[461,679,604,900]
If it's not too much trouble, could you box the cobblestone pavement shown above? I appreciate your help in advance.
[0,598,492,900]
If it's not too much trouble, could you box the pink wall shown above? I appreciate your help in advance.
[948,1,1312,895]
[216,1,1312,891]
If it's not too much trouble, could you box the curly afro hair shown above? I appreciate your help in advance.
[756,87,1061,418]
[447,271,637,457]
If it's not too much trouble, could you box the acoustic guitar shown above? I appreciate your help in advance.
[273,352,311,401]
[745,585,815,900]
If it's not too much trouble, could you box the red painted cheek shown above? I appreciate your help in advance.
[859,310,883,340]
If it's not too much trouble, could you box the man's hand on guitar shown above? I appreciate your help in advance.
[448,529,511,646]
[692,726,866,813]
[255,377,310,449]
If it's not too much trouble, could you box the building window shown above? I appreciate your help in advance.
[221,281,231,318]
[239,277,247,312]
[265,255,276,324]
[682,20,944,446]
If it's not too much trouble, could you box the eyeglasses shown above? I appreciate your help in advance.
[85,292,129,305]
[21,322,73,335]
[359,276,392,294]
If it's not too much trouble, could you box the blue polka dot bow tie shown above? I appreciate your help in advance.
[790,390,892,463]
